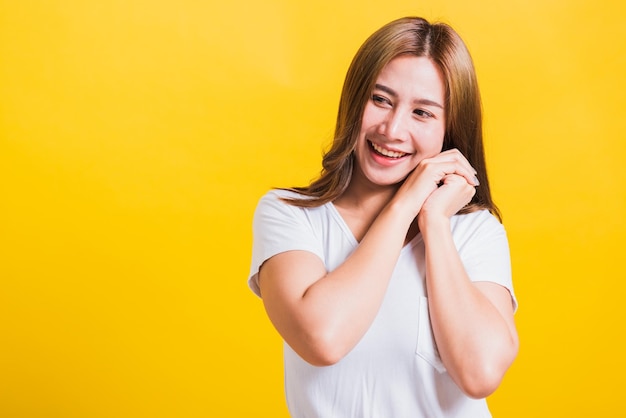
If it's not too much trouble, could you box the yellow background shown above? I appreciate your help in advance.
[1,0,624,417]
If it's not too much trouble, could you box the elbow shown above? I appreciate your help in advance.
[305,351,344,367]
[456,367,504,399]
[456,341,519,399]
[294,329,352,367]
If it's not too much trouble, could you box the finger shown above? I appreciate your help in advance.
[442,149,477,175]
[441,174,477,203]
[424,149,477,179]
[419,159,479,187]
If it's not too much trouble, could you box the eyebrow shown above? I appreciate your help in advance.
[374,84,444,109]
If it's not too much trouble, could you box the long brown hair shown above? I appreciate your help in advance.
[282,17,501,220]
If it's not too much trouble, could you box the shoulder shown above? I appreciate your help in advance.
[255,189,315,216]
[450,209,508,246]
[451,209,504,233]
[256,188,318,206]
[253,189,333,229]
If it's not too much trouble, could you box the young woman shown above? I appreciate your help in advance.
[249,16,518,417]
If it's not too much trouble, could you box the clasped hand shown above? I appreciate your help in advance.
[393,149,478,223]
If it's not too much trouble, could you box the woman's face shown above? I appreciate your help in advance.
[353,55,446,188]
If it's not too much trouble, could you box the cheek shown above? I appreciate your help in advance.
[359,103,384,132]
[420,125,446,153]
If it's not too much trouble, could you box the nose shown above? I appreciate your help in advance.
[378,108,411,141]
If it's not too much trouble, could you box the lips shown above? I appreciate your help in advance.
[369,141,409,159]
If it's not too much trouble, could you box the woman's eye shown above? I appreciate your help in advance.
[372,95,390,106]
[414,109,434,118]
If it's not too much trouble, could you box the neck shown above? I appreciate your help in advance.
[333,179,419,245]
[334,173,400,216]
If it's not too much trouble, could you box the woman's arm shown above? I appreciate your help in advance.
[418,174,519,398]
[258,149,479,366]
[258,201,412,366]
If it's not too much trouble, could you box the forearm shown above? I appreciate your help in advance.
[421,216,518,397]
[261,202,411,365]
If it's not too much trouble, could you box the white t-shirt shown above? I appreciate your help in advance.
[249,189,517,418]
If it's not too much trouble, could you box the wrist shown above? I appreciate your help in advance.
[418,212,450,238]
[386,195,425,225]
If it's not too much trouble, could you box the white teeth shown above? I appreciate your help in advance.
[371,142,408,158]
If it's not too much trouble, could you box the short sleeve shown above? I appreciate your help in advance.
[452,211,518,312]
[248,190,324,297]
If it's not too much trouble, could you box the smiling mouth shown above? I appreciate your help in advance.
[369,141,409,159]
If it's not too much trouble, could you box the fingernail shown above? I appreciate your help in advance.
[473,176,480,186]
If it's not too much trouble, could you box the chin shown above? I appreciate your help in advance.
[367,175,408,188]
